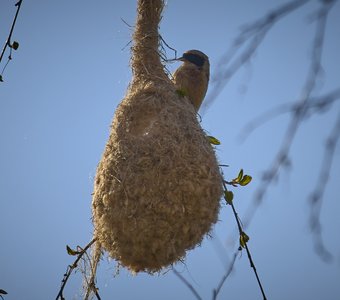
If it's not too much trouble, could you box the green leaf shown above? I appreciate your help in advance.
[239,175,252,186]
[66,245,80,256]
[236,169,243,182]
[207,136,221,145]
[12,41,19,50]
[239,231,250,248]
[224,190,234,205]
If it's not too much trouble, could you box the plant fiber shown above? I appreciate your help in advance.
[91,0,223,273]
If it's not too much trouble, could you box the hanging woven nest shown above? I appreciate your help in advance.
[91,0,223,273]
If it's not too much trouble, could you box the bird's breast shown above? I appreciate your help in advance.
[173,65,209,111]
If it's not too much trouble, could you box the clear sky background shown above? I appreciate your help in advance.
[1,0,339,299]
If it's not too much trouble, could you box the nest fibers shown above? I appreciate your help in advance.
[91,0,223,273]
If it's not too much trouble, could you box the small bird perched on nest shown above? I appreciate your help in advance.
[172,50,210,111]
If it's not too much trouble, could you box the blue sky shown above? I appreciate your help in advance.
[1,0,339,299]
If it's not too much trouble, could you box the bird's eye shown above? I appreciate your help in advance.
[183,53,205,67]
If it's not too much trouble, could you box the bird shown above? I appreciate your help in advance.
[172,50,210,112]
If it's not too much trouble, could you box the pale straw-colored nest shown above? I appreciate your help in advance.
[91,0,223,274]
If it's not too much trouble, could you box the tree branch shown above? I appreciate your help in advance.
[0,0,23,63]
[55,239,99,300]
[202,0,311,112]
[172,268,203,300]
[239,88,340,142]
[221,180,267,300]
[212,250,238,300]
[243,0,335,230]
[308,111,340,262]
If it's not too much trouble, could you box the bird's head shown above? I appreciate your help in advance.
[177,50,210,79]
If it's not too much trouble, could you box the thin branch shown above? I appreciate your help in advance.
[120,17,134,28]
[308,111,340,262]
[243,241,267,300]
[239,88,340,141]
[83,241,102,300]
[204,25,270,111]
[221,181,267,300]
[212,250,238,300]
[159,34,177,59]
[210,230,234,268]
[0,0,23,63]
[158,34,179,79]
[243,0,335,229]
[202,0,311,112]
[55,239,98,300]
[82,246,101,300]
[172,268,203,300]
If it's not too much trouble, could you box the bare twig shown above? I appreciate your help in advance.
[159,34,178,78]
[83,241,102,300]
[120,17,134,28]
[212,250,238,300]
[0,1,23,77]
[159,34,177,59]
[308,111,340,262]
[243,0,335,230]
[202,0,311,112]
[82,248,99,300]
[55,239,99,300]
[172,268,203,300]
[239,88,340,142]
[238,223,267,299]
[0,0,23,62]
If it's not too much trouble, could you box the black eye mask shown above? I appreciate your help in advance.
[183,53,205,67]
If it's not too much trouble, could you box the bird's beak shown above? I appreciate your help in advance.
[167,56,185,62]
